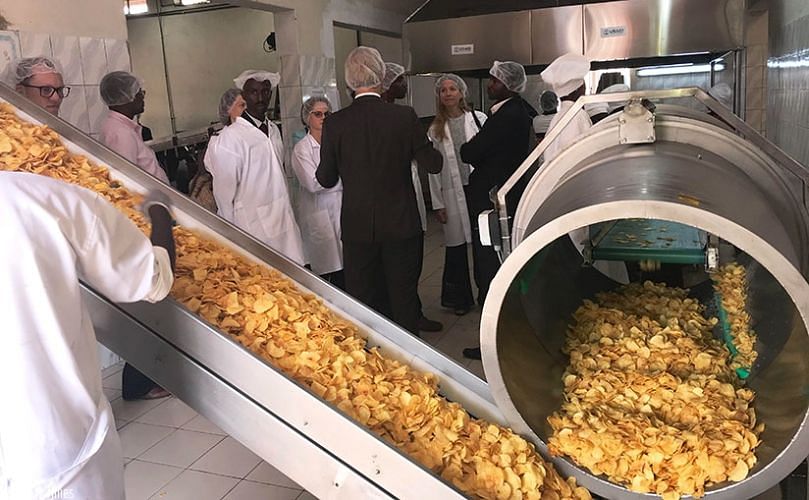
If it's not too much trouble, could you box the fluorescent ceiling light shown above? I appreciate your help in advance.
[637,63,725,77]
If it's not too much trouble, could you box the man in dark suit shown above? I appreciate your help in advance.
[460,61,534,359]
[317,47,442,335]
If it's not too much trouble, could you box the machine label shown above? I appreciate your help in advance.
[601,26,627,38]
[451,44,475,56]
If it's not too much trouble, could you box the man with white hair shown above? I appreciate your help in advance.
[233,69,284,166]
[99,71,169,184]
[10,56,68,115]
[317,46,442,336]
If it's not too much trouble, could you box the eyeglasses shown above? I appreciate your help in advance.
[21,84,71,98]
[309,110,331,118]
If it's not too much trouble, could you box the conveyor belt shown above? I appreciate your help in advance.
[0,84,505,499]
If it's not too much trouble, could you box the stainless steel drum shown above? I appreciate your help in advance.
[480,90,809,499]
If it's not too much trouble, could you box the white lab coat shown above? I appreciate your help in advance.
[544,101,629,284]
[291,133,343,275]
[428,111,487,246]
[544,100,592,163]
[205,117,305,265]
[242,112,285,171]
[0,171,173,500]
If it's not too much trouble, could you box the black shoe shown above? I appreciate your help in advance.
[419,316,443,332]
[463,347,481,360]
[454,305,472,316]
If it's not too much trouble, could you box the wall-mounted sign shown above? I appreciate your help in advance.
[600,26,627,38]
[451,44,475,56]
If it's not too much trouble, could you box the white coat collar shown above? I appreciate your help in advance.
[490,97,512,115]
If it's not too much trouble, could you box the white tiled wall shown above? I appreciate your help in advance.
[0,30,131,137]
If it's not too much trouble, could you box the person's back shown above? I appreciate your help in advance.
[0,171,173,499]
[320,96,433,243]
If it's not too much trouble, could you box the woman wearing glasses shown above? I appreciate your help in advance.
[291,96,344,289]
[10,57,69,116]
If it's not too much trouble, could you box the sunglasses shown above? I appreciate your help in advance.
[309,110,331,118]
[22,84,71,98]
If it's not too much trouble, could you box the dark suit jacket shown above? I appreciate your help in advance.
[316,95,442,243]
[460,96,534,216]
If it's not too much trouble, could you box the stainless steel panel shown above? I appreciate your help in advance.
[530,6,584,66]
[86,290,395,499]
[584,0,744,61]
[404,11,531,73]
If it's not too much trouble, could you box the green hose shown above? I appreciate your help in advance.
[714,292,750,380]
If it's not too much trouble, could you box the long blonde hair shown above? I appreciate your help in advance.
[431,83,471,141]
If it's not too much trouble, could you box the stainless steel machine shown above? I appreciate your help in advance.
[0,84,507,499]
[480,88,809,498]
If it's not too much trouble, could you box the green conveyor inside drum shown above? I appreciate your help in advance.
[590,218,707,264]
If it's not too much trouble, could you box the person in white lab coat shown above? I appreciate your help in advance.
[0,171,175,500]
[541,54,629,284]
[541,53,593,163]
[533,90,558,140]
[291,96,345,288]
[99,71,170,184]
[205,88,305,264]
[428,74,487,315]
[233,69,284,167]
[380,61,444,333]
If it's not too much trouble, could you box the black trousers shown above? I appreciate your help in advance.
[441,243,474,309]
[321,269,346,290]
[122,362,159,400]
[344,234,422,335]
[465,185,501,305]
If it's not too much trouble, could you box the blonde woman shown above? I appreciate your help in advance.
[428,74,487,315]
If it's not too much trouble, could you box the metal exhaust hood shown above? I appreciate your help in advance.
[403,0,744,74]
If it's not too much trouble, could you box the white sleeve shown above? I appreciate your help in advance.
[428,172,445,210]
[74,192,173,303]
[205,141,240,222]
[291,141,328,193]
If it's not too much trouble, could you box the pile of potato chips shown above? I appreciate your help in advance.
[712,263,758,371]
[548,278,762,499]
[0,103,591,500]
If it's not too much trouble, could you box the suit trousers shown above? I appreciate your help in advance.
[464,185,501,305]
[344,234,422,335]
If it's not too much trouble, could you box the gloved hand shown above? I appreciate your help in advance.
[140,189,173,221]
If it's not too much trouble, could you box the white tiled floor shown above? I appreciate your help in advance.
[112,217,484,499]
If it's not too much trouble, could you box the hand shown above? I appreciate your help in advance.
[435,208,448,224]
[140,189,173,222]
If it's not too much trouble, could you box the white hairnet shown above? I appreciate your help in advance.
[602,83,631,112]
[233,70,280,90]
[489,61,527,93]
[435,73,468,97]
[602,83,630,94]
[539,90,558,114]
[218,88,242,125]
[301,95,332,126]
[8,56,61,85]
[344,46,385,91]
[541,53,589,97]
[585,102,610,118]
[709,83,733,109]
[382,62,406,91]
[99,71,142,107]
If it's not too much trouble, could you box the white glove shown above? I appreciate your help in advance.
[140,189,173,221]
